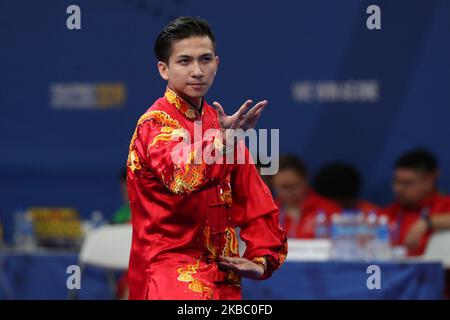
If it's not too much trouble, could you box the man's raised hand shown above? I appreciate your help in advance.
[212,99,268,131]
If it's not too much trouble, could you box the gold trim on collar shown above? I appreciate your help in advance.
[164,87,204,120]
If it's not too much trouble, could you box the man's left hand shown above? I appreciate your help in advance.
[217,256,264,280]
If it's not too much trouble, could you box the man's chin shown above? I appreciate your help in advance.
[175,86,204,98]
[186,87,208,98]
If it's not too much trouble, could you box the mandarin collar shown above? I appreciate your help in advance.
[164,86,205,120]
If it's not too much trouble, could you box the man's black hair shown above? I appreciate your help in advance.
[395,148,438,174]
[313,162,361,201]
[278,154,308,178]
[154,16,216,63]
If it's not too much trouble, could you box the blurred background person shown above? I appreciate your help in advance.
[272,154,339,239]
[313,162,378,214]
[382,148,450,256]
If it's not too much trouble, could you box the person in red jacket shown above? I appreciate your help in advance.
[126,17,287,300]
[382,149,450,256]
[272,155,340,239]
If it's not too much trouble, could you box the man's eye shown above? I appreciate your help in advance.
[179,59,189,64]
[201,56,212,62]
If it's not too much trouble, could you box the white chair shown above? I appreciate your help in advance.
[423,230,450,268]
[69,224,132,299]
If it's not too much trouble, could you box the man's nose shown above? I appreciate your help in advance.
[191,61,204,78]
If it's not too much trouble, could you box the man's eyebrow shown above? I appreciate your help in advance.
[176,52,214,58]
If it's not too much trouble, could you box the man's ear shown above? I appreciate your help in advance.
[215,56,220,75]
[157,61,169,80]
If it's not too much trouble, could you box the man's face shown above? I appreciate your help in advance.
[393,168,436,207]
[157,36,218,103]
[272,169,308,207]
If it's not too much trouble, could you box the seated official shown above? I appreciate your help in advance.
[272,155,339,239]
[382,149,450,256]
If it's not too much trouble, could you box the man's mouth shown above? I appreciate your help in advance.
[188,83,207,90]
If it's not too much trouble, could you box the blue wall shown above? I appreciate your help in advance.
[1,0,450,243]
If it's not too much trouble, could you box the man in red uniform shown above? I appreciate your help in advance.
[126,17,287,300]
[272,155,339,238]
[382,149,450,256]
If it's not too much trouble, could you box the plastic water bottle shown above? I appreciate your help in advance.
[365,212,378,260]
[315,210,329,239]
[330,213,342,259]
[336,212,353,260]
[354,212,367,260]
[374,215,391,260]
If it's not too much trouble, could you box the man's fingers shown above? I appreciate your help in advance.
[236,100,253,118]
[245,102,267,128]
[212,101,226,117]
[247,100,268,116]
[246,100,268,118]
[218,261,241,273]
[219,256,242,264]
[243,101,267,126]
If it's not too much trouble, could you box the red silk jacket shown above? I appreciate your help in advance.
[126,87,288,300]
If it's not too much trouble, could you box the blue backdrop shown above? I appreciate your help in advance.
[1,0,450,243]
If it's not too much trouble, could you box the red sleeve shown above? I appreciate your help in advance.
[230,144,288,280]
[128,110,234,194]
[431,195,450,216]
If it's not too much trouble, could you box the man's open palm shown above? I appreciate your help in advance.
[212,99,268,131]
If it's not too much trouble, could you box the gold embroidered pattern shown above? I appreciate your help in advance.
[165,147,206,194]
[177,259,213,299]
[127,109,206,194]
[258,237,288,278]
[252,256,267,269]
[127,110,181,173]
[128,150,141,173]
[222,227,239,257]
[188,279,213,299]
[177,259,200,282]
[219,175,233,207]
[165,87,202,120]
[147,127,186,151]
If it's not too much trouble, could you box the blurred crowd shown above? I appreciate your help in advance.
[257,148,450,259]
[110,147,450,260]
